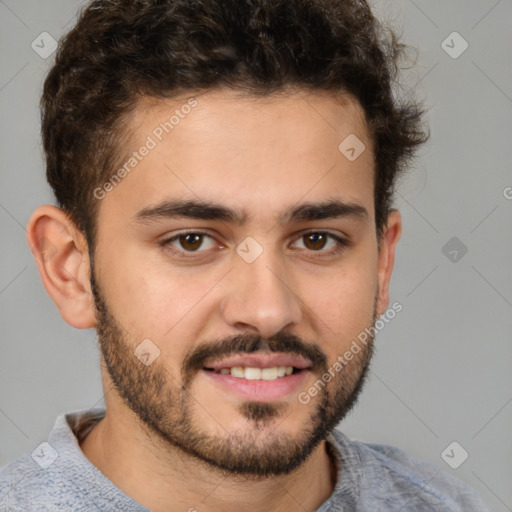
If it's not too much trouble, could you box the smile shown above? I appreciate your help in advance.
[201,366,310,401]
[204,366,302,380]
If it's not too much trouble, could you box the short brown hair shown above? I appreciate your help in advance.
[41,0,429,254]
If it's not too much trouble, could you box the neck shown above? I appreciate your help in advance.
[80,409,338,512]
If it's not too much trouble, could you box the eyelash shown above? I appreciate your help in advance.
[159,229,350,259]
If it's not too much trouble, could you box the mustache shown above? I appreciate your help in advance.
[182,332,328,382]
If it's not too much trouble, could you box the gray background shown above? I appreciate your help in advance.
[1,0,511,510]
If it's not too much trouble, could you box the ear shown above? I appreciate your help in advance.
[375,209,402,317]
[26,205,96,329]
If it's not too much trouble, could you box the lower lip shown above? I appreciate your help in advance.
[200,369,310,401]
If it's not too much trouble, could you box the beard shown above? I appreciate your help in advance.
[89,262,376,478]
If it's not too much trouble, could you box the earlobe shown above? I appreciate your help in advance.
[376,209,402,317]
[26,205,97,329]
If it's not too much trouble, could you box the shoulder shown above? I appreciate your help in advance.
[0,409,106,512]
[329,429,489,511]
[0,448,75,512]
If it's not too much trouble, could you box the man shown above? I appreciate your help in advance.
[0,0,489,510]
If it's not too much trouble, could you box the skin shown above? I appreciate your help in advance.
[26,88,401,512]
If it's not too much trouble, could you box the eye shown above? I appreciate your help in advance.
[292,231,349,256]
[160,230,349,259]
[160,230,218,255]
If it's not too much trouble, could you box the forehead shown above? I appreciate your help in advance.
[99,88,375,225]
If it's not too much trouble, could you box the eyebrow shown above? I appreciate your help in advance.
[132,197,369,226]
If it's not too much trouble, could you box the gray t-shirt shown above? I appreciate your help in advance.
[0,407,488,511]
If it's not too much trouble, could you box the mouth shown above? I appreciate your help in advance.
[203,365,305,380]
[200,353,312,401]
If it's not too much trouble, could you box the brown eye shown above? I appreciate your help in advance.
[302,232,328,251]
[178,233,204,251]
[293,231,349,256]
[161,230,217,255]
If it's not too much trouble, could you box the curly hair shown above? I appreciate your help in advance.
[41,0,429,253]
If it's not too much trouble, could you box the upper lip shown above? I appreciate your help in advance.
[203,353,312,370]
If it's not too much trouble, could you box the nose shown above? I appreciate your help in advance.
[220,247,303,339]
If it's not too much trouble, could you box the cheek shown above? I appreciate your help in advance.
[99,246,221,370]
[99,238,205,329]
[303,249,378,346]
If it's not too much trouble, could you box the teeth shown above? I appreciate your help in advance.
[244,367,261,380]
[261,367,278,380]
[231,366,245,378]
[213,366,297,380]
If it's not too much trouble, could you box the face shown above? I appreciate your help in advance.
[90,88,388,476]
